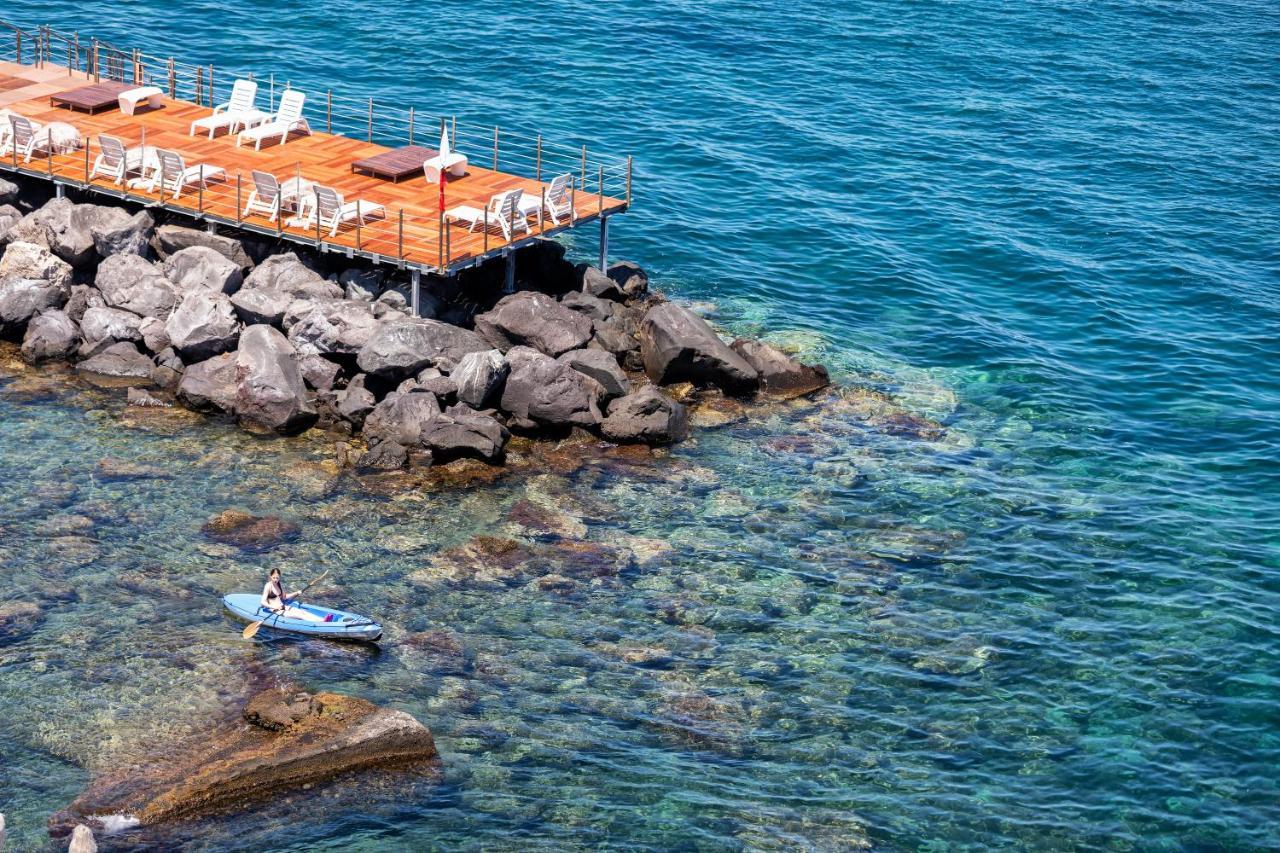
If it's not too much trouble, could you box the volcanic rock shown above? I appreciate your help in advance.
[0,275,69,337]
[242,253,338,300]
[79,306,143,350]
[451,348,509,409]
[163,245,243,295]
[95,254,178,319]
[230,286,292,327]
[498,345,601,430]
[730,338,830,398]
[0,240,73,290]
[474,290,593,357]
[601,386,690,444]
[4,198,94,267]
[177,352,238,413]
[201,509,300,549]
[581,265,625,301]
[21,309,79,362]
[233,324,316,434]
[362,389,441,447]
[79,206,153,258]
[0,601,44,645]
[154,225,253,271]
[419,409,509,463]
[607,260,649,298]
[166,290,240,362]
[558,348,628,400]
[357,317,490,377]
[639,302,758,395]
[75,342,154,380]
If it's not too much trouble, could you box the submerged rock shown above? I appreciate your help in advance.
[50,687,438,833]
[639,302,758,395]
[730,337,829,398]
[201,509,300,550]
[75,342,154,381]
[0,601,44,645]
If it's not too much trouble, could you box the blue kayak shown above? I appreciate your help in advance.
[222,594,382,642]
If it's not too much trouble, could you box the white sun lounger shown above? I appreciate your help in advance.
[190,79,269,139]
[129,148,226,200]
[236,89,310,150]
[515,173,574,225]
[447,189,530,241]
[288,184,385,237]
[91,134,149,184]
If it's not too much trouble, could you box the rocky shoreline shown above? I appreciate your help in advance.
[0,174,829,474]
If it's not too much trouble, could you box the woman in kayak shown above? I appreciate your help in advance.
[260,568,313,619]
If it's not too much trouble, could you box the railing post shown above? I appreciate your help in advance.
[195,66,203,106]
[569,179,576,225]
[398,209,404,262]
[410,269,420,317]
[236,174,242,224]
[326,89,332,134]
[356,208,362,251]
[598,165,604,216]
[132,49,140,84]
[208,64,214,106]
[626,155,633,208]
[15,31,21,66]
[599,216,608,271]
[492,126,499,171]
[269,74,275,111]
[168,59,175,98]
[408,107,414,146]
[539,187,546,234]
[483,206,489,254]
[91,39,99,81]
[438,205,444,268]
[535,135,542,182]
[83,141,89,186]
[199,173,204,214]
[579,146,587,198]
[367,98,373,143]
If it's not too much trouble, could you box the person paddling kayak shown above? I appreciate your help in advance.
[260,567,311,620]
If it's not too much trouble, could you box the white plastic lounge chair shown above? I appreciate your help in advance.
[447,189,530,241]
[2,115,44,161]
[242,170,282,221]
[516,173,574,225]
[190,79,269,139]
[91,134,148,185]
[289,184,385,237]
[130,148,226,199]
[236,89,310,150]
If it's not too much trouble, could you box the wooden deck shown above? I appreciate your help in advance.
[0,61,627,274]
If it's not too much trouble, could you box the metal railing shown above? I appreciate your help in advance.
[0,18,633,273]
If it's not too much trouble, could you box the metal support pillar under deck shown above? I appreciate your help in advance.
[599,216,609,271]
[55,184,64,199]
[504,250,515,294]
[410,269,421,317]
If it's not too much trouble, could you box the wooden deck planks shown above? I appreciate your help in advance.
[0,62,626,271]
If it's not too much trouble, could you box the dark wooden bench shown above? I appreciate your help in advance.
[351,145,437,183]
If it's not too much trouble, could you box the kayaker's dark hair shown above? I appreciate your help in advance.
[269,568,281,578]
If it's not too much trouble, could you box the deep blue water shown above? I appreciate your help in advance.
[1,1,1279,850]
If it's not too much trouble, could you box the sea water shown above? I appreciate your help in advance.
[0,0,1277,849]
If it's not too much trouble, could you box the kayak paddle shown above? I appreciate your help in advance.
[241,569,331,639]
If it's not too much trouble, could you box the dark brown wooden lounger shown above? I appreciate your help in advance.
[350,145,438,183]
[50,81,134,115]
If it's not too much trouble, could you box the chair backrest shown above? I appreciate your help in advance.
[229,79,258,113]
[155,149,185,182]
[313,184,342,223]
[98,134,126,167]
[250,170,279,202]
[277,89,306,123]
[9,115,34,147]
[546,173,571,205]
[488,189,522,224]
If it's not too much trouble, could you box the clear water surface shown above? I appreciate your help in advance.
[0,0,1277,850]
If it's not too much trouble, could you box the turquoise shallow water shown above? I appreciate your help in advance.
[2,1,1279,850]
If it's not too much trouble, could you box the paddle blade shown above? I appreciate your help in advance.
[242,619,263,639]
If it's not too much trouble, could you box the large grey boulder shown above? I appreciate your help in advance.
[0,204,21,242]
[177,352,238,412]
[581,265,625,301]
[76,341,154,380]
[73,205,154,258]
[243,253,340,300]
[163,246,243,295]
[166,290,240,362]
[95,254,178,319]
[79,306,144,350]
[0,176,17,204]
[230,287,292,327]
[498,346,601,430]
[0,276,69,336]
[21,309,79,363]
[139,316,170,354]
[0,241,73,291]
[233,325,317,434]
[287,300,378,356]
[601,386,689,445]
[336,374,376,428]
[474,290,593,357]
[154,225,253,271]
[561,289,615,322]
[356,317,490,377]
[639,302,758,395]
[451,349,509,409]
[4,198,94,267]
[558,348,628,400]
[730,338,830,398]
[419,408,509,463]
[299,353,341,391]
[607,261,649,298]
[362,389,441,447]
[64,284,105,323]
